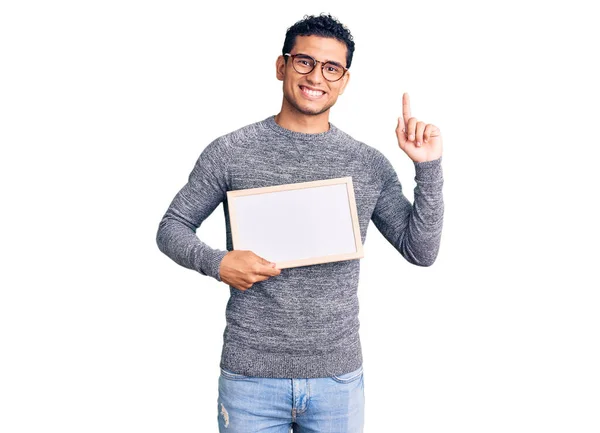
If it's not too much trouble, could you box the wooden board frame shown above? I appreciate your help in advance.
[226,177,364,269]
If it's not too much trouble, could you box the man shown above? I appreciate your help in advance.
[156,13,443,433]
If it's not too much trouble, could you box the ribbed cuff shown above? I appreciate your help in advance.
[414,156,443,182]
[196,247,228,282]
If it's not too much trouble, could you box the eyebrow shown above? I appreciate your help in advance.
[297,53,345,68]
[325,59,344,68]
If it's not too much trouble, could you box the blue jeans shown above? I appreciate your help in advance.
[217,365,365,432]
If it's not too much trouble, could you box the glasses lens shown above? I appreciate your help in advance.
[293,55,315,73]
[323,62,344,81]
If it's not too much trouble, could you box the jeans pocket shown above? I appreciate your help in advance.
[220,367,251,381]
[331,365,363,383]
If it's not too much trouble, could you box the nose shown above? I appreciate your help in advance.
[305,62,324,84]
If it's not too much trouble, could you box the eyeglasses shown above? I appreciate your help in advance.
[284,53,348,82]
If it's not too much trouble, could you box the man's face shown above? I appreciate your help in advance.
[276,35,350,117]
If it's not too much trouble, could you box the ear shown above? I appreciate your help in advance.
[338,70,350,95]
[275,55,286,81]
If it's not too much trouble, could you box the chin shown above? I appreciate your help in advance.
[295,98,334,116]
[297,105,331,116]
[283,90,335,116]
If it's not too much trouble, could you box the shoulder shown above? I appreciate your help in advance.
[219,118,264,145]
[199,118,265,159]
[333,126,393,173]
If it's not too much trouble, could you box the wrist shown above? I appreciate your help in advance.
[414,156,443,182]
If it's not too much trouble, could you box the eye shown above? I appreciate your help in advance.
[295,56,313,66]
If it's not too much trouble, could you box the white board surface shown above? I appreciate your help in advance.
[226,177,364,269]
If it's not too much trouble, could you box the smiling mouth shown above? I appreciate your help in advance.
[299,85,326,98]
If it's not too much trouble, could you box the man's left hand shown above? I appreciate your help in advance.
[396,92,443,163]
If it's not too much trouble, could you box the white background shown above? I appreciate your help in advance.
[1,0,598,432]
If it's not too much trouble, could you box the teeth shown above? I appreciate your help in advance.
[301,86,324,96]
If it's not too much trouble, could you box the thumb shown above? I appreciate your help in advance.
[396,116,407,150]
[255,256,280,276]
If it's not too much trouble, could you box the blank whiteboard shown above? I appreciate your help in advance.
[226,177,364,269]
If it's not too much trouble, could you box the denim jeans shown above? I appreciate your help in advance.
[217,365,365,432]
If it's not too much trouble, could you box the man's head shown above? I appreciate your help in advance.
[276,13,355,118]
[282,13,355,70]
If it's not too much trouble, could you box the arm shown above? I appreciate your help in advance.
[371,154,444,267]
[156,137,230,282]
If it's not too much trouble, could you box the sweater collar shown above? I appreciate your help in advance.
[263,115,340,143]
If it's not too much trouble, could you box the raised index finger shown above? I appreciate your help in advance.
[402,92,412,126]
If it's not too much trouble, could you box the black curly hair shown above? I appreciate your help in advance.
[282,13,355,69]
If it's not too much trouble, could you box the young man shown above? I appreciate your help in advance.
[156,13,443,433]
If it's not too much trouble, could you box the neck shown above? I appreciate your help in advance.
[274,104,331,134]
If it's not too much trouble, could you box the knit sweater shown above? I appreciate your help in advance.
[156,115,444,378]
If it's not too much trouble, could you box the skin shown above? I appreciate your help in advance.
[273,35,350,134]
[218,250,280,291]
[396,92,443,163]
[219,36,443,291]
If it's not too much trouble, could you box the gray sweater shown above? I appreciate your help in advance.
[156,115,444,378]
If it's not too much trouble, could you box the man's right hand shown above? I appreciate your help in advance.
[218,250,281,291]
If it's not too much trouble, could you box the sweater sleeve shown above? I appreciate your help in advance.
[370,153,444,267]
[156,137,230,282]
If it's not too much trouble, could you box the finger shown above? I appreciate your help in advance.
[406,117,417,142]
[415,121,426,147]
[250,274,269,284]
[396,116,407,149]
[255,254,272,265]
[254,253,278,269]
[402,92,412,130]
[254,262,281,277]
[423,124,434,142]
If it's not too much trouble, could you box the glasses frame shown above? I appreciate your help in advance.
[284,53,348,82]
